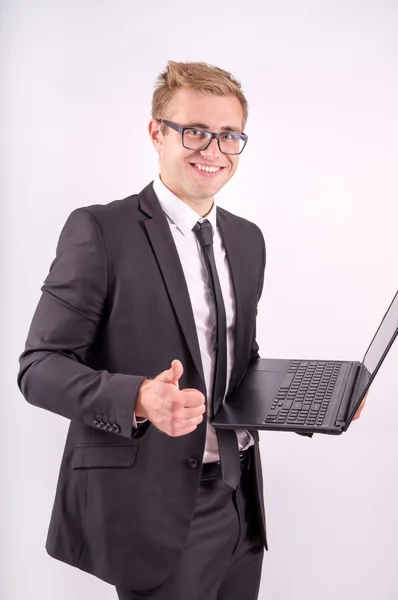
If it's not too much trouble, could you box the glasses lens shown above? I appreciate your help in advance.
[183,129,246,154]
[183,129,211,150]
[219,133,246,155]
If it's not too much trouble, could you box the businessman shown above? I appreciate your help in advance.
[18,60,365,600]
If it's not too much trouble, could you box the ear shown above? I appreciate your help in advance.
[148,118,163,152]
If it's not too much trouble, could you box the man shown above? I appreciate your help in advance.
[18,60,364,600]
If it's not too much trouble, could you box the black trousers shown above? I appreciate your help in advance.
[116,451,264,600]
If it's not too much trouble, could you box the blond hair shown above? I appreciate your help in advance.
[151,60,248,133]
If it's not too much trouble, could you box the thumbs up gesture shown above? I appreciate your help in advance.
[158,359,184,389]
[135,360,206,437]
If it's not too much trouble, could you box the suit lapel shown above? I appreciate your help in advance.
[216,208,249,395]
[138,183,205,387]
[138,183,251,395]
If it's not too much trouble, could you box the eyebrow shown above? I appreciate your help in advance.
[184,122,242,133]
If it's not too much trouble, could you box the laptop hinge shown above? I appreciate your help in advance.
[335,363,362,427]
[343,365,371,430]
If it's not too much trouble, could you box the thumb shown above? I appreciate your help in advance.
[158,359,184,387]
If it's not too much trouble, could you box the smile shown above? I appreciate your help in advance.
[190,163,225,177]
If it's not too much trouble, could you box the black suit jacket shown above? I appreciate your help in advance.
[17,181,267,591]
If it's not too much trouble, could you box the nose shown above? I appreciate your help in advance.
[200,137,221,160]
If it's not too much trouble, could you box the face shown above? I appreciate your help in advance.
[149,88,245,214]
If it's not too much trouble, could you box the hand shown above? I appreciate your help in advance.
[352,392,368,421]
[135,360,206,437]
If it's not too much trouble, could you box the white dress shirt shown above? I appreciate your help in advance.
[152,175,253,463]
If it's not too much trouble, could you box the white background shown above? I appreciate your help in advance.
[1,1,397,599]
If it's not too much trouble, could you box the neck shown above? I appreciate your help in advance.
[183,197,214,218]
[159,175,214,217]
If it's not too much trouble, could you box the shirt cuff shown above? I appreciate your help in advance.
[132,412,148,428]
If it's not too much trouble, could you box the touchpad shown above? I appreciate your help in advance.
[220,369,285,423]
[243,370,285,413]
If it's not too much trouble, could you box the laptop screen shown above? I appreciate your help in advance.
[363,291,398,375]
[345,291,398,427]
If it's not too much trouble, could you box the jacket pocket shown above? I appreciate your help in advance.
[72,444,138,469]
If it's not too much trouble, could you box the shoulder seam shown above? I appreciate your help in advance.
[80,207,109,303]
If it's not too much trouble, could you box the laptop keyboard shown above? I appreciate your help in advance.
[264,360,342,427]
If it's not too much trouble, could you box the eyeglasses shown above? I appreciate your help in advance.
[158,119,248,155]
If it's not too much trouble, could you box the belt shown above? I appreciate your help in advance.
[200,449,251,482]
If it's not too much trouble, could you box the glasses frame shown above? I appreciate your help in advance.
[158,119,248,155]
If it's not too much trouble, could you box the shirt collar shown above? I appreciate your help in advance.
[152,175,218,236]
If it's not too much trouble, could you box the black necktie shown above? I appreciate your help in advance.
[193,219,241,489]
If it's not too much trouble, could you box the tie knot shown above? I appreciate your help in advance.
[192,219,214,248]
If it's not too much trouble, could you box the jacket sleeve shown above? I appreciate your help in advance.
[17,208,147,439]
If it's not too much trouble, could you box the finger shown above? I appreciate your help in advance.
[180,389,206,407]
[158,359,184,387]
[171,359,184,382]
[169,425,198,437]
[353,406,364,420]
[178,406,206,420]
[169,417,203,437]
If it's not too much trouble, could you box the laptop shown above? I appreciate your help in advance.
[212,291,398,435]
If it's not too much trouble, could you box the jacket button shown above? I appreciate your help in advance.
[187,457,199,469]
[112,424,120,433]
[105,423,113,432]
[98,421,106,429]
[93,420,100,427]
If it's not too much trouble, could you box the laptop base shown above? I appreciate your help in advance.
[212,358,361,435]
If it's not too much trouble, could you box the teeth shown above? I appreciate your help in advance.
[194,164,221,173]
